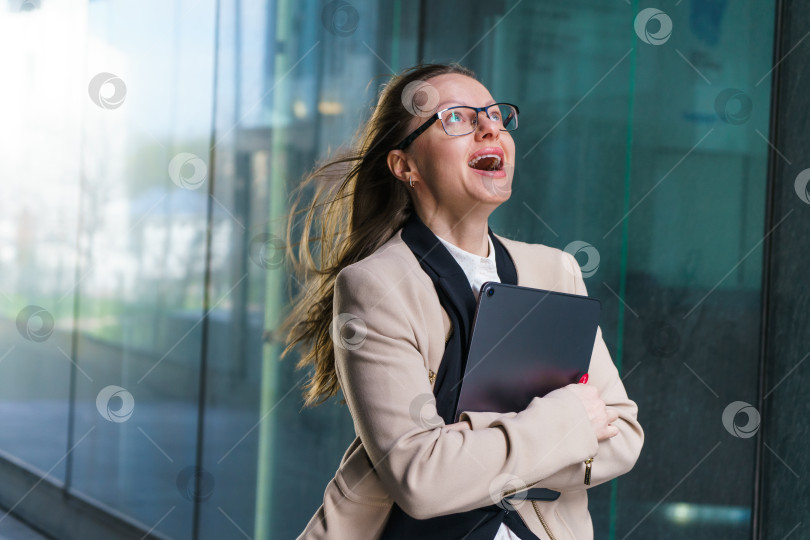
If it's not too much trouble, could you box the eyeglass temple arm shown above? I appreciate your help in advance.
[395,115,439,150]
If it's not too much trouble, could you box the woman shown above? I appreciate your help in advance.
[282,63,643,540]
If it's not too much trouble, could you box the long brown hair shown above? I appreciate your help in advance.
[278,62,477,409]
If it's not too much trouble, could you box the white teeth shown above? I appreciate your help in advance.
[467,154,502,170]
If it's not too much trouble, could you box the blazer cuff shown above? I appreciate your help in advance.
[458,410,518,430]
[486,386,599,483]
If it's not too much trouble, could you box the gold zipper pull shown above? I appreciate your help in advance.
[584,458,593,485]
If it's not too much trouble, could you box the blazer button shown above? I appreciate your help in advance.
[428,370,436,384]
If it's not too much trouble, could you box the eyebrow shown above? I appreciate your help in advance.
[435,100,497,110]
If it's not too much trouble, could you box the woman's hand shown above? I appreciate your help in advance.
[445,420,472,431]
[564,383,620,442]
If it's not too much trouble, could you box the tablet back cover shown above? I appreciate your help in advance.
[454,282,601,421]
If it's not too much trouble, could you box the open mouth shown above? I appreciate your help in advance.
[468,155,503,171]
[468,147,505,172]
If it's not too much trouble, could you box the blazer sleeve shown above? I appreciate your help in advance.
[463,253,645,492]
[333,264,599,520]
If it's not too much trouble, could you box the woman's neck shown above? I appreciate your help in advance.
[419,211,490,258]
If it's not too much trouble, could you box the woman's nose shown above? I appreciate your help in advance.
[475,112,501,140]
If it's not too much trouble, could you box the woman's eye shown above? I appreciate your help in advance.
[448,112,464,123]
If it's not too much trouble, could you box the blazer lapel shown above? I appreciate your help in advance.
[490,228,518,286]
[400,212,477,331]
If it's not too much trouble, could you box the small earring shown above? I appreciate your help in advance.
[409,176,414,188]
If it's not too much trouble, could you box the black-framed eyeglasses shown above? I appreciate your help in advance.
[394,102,520,150]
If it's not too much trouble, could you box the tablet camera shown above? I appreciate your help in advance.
[486,286,495,297]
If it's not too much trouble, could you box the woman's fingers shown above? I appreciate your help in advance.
[596,407,620,441]
[565,383,619,442]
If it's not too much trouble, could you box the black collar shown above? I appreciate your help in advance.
[400,210,518,301]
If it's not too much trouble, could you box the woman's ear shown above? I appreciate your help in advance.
[387,149,416,184]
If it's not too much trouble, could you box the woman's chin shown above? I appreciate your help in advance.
[468,165,513,198]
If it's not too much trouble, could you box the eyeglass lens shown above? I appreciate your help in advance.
[440,104,518,135]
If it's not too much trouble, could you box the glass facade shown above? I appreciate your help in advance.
[0,0,789,539]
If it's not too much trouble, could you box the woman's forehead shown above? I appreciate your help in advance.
[425,73,493,106]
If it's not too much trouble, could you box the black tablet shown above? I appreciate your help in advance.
[453,281,601,422]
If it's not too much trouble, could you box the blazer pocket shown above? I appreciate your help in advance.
[334,443,393,507]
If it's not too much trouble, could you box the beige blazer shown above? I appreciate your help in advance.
[298,227,644,540]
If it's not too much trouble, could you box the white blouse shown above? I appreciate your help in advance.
[434,232,502,301]
[434,232,524,540]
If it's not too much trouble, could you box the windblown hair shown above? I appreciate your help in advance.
[278,62,477,408]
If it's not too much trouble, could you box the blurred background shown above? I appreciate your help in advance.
[0,0,808,539]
